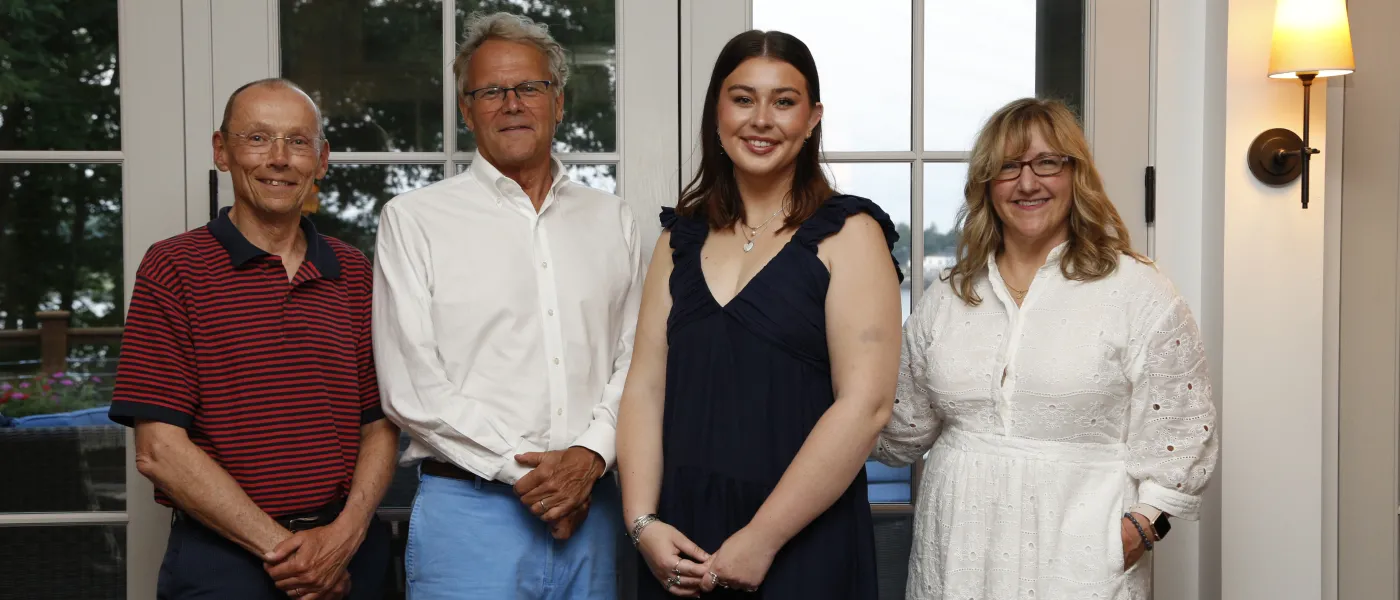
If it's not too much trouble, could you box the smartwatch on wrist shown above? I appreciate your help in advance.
[1129,503,1170,540]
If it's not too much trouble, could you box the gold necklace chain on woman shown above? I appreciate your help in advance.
[1004,280,1029,300]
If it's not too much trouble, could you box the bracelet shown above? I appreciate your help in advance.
[629,513,659,547]
[1124,512,1154,552]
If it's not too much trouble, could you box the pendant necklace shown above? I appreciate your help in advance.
[742,204,786,252]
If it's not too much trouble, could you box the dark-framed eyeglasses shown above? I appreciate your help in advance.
[463,80,554,104]
[229,132,322,156]
[992,153,1072,181]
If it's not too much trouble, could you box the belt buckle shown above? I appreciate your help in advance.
[284,516,321,531]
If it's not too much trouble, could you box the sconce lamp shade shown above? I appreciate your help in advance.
[1269,0,1356,78]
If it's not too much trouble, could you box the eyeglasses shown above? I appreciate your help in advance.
[229,132,322,156]
[992,153,1072,181]
[463,80,554,104]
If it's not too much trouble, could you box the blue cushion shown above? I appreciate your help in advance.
[864,460,912,483]
[12,406,120,428]
[866,481,911,503]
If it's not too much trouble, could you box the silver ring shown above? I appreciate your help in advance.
[538,499,548,511]
[672,559,682,574]
[665,574,681,590]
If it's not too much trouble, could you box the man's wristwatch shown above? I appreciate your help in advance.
[1128,503,1171,540]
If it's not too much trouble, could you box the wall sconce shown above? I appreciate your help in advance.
[1247,0,1355,209]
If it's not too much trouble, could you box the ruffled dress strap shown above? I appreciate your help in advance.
[794,194,905,283]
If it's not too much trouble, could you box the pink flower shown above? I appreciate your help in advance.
[90,376,102,383]
[18,382,29,389]
[51,371,65,379]
[9,393,27,401]
[0,383,9,392]
[61,379,75,386]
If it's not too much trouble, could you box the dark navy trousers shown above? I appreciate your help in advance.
[156,513,391,600]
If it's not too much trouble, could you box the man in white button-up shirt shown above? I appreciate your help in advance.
[371,12,641,599]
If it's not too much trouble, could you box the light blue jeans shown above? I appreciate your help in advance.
[405,470,622,600]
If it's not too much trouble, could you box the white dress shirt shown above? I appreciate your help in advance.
[372,153,642,484]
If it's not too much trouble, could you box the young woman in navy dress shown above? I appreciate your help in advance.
[616,29,904,598]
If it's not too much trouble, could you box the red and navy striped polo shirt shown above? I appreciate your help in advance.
[110,207,383,518]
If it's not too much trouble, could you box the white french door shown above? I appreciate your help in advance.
[125,0,681,594]
[683,0,1153,315]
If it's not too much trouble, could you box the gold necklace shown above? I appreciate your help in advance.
[1004,281,1029,301]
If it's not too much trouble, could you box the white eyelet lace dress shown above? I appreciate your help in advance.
[873,246,1219,600]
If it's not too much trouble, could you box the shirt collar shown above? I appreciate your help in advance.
[468,151,570,207]
[985,240,1070,274]
[207,206,342,279]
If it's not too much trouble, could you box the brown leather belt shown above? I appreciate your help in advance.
[420,459,506,486]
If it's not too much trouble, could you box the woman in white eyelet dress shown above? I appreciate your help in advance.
[873,98,1219,600]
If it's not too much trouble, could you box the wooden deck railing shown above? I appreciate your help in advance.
[0,311,123,372]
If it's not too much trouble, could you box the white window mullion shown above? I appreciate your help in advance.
[443,0,458,176]
[0,512,128,526]
[267,0,281,76]
[907,0,928,505]
[909,0,926,308]
[451,151,622,164]
[821,151,969,163]
[325,152,452,165]
[0,151,123,164]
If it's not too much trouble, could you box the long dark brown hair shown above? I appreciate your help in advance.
[675,30,832,232]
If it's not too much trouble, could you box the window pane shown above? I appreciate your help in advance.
[873,511,915,597]
[565,163,617,195]
[924,0,1085,151]
[754,0,912,152]
[456,1,617,153]
[0,524,125,599]
[922,162,967,286]
[0,163,124,511]
[823,162,912,316]
[281,0,445,152]
[0,427,125,513]
[0,1,120,151]
[306,163,445,258]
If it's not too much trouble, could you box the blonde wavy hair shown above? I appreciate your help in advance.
[945,98,1147,306]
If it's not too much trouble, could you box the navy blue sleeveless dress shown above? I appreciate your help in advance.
[641,195,904,599]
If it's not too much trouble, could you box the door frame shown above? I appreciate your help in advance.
[1337,0,1400,596]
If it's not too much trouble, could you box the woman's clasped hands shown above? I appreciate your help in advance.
[637,520,778,596]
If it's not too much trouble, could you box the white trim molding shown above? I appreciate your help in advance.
[0,151,123,163]
[0,512,129,526]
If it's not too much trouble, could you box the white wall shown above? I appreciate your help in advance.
[1155,0,1334,598]
[1220,0,1328,594]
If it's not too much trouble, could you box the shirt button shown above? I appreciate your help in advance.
[541,261,548,269]
[547,309,554,316]
[553,357,560,365]
[557,409,563,416]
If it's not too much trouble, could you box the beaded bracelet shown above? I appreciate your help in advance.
[1124,512,1154,552]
